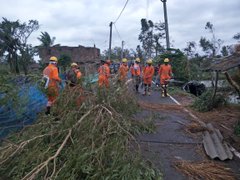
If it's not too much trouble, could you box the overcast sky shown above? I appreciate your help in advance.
[1,0,240,58]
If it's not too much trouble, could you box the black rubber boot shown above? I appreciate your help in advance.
[136,85,139,93]
[45,106,51,115]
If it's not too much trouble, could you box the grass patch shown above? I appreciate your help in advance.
[234,121,240,137]
[191,90,227,112]
[168,86,193,97]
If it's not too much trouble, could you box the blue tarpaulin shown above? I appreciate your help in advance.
[0,73,99,139]
[0,85,47,139]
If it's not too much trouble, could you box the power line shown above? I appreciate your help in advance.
[113,23,122,41]
[113,0,130,24]
[146,0,149,19]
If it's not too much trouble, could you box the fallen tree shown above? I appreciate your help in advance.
[0,80,162,179]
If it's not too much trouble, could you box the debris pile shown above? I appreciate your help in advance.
[0,82,162,179]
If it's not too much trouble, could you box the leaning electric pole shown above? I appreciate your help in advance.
[108,22,113,60]
[160,0,170,49]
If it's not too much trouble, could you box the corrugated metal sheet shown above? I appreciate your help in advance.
[203,123,233,160]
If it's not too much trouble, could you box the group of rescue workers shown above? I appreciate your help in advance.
[43,56,173,115]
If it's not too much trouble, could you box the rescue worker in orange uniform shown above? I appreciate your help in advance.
[142,59,155,95]
[118,58,129,82]
[43,56,62,115]
[66,63,82,87]
[98,59,111,88]
[158,58,173,97]
[132,58,141,93]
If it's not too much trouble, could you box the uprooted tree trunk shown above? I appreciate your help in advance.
[224,71,240,98]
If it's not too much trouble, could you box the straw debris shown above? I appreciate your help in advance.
[185,122,209,134]
[175,160,236,180]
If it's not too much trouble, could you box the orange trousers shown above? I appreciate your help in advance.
[98,75,109,88]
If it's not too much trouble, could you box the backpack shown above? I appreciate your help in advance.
[66,69,77,85]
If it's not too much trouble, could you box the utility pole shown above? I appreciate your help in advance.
[108,22,113,60]
[121,40,124,59]
[161,0,170,49]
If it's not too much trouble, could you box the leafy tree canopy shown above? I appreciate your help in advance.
[37,31,56,47]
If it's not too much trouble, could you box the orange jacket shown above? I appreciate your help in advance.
[98,63,110,88]
[43,64,61,87]
[98,63,110,78]
[119,64,129,81]
[159,64,172,80]
[131,63,141,76]
[143,65,154,84]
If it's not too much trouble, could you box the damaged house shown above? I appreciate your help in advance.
[38,45,101,74]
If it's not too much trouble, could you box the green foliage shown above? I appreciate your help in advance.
[156,48,189,81]
[37,31,56,47]
[0,79,162,179]
[102,46,131,60]
[183,41,197,58]
[199,37,214,56]
[199,22,223,57]
[168,86,193,97]
[138,18,165,58]
[232,71,240,86]
[0,74,43,120]
[233,32,240,41]
[0,63,10,75]
[191,90,227,112]
[0,17,39,74]
[0,74,19,106]
[234,121,240,136]
[220,45,229,56]
[58,54,71,71]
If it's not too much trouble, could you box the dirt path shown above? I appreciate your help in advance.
[135,90,240,179]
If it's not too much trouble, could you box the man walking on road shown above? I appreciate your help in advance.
[142,59,155,96]
[98,59,111,88]
[159,58,173,97]
[131,58,141,93]
[43,56,62,115]
[118,58,129,83]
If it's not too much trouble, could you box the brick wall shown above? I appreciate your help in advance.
[38,45,100,64]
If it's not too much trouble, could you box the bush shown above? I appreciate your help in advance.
[234,121,240,136]
[191,90,227,112]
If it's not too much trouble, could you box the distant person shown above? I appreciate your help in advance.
[66,63,82,87]
[158,58,173,97]
[43,56,62,115]
[131,58,141,93]
[118,58,129,83]
[142,59,155,95]
[98,59,111,88]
